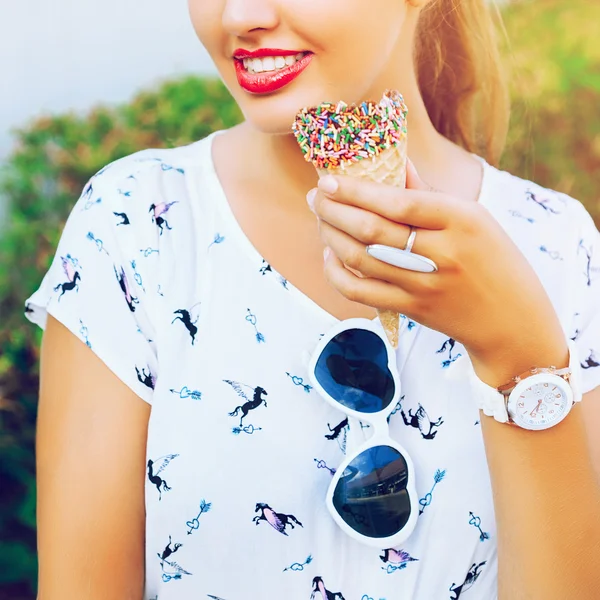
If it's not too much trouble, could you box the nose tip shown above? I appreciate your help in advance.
[222,0,279,37]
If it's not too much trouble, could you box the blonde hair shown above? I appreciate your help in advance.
[415,0,509,166]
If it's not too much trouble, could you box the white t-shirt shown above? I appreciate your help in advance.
[25,130,600,600]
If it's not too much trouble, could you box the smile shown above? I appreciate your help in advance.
[233,51,314,95]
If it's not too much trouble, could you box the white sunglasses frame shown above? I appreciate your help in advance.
[308,317,419,548]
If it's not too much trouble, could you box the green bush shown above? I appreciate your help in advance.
[0,75,243,599]
[1,2,599,595]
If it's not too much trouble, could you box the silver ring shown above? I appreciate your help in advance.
[404,227,417,253]
[366,244,439,273]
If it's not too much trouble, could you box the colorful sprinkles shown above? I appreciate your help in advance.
[292,89,408,170]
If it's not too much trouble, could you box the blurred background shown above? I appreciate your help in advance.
[0,0,598,597]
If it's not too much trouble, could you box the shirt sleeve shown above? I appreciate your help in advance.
[24,159,161,404]
[571,200,600,395]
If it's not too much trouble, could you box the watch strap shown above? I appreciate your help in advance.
[469,340,582,424]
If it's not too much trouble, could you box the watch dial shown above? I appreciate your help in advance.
[513,381,570,429]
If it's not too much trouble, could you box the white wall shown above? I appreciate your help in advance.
[0,0,218,164]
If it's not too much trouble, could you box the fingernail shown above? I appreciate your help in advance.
[318,175,338,195]
[323,247,331,260]
[306,188,317,212]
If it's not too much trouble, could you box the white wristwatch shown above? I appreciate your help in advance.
[470,340,582,430]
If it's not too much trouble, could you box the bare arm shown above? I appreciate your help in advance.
[477,338,600,600]
[37,315,151,599]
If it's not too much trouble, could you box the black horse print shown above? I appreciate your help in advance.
[325,417,349,454]
[53,256,81,300]
[401,403,444,440]
[149,201,178,234]
[158,535,181,562]
[437,338,462,368]
[525,190,560,214]
[224,380,268,427]
[578,239,593,286]
[136,366,156,390]
[449,561,487,599]
[172,308,199,344]
[325,417,349,441]
[147,454,178,500]
[114,266,138,312]
[259,259,289,288]
[310,576,345,600]
[253,503,303,535]
[582,351,600,369]
[113,211,130,226]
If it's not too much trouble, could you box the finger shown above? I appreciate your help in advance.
[323,248,417,314]
[317,174,453,230]
[314,192,437,251]
[319,220,439,293]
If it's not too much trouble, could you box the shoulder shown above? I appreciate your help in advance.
[74,134,219,242]
[82,137,211,210]
[480,161,597,247]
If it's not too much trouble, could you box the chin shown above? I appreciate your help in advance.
[224,76,338,137]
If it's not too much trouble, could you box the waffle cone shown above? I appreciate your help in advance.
[317,141,407,348]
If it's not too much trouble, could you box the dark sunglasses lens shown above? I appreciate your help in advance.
[332,445,411,538]
[314,328,395,413]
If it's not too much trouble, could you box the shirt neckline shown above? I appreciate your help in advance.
[199,130,492,325]
[200,130,341,325]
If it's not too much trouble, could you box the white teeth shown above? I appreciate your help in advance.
[243,53,306,74]
[262,56,275,71]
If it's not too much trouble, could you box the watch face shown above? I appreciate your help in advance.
[508,374,573,430]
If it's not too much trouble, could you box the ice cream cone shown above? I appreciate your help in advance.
[293,90,408,348]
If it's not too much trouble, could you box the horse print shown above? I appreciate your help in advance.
[149,201,178,234]
[437,338,462,368]
[310,576,345,600]
[172,307,199,344]
[158,535,181,562]
[449,561,487,599]
[136,365,156,390]
[380,548,419,573]
[114,265,138,312]
[223,380,268,427]
[325,417,349,453]
[582,350,600,369]
[147,454,179,500]
[53,256,81,300]
[157,536,192,582]
[400,403,444,440]
[525,190,560,214]
[253,503,303,535]
[113,211,130,226]
[259,260,289,288]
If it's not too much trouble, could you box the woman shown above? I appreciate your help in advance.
[26,0,600,598]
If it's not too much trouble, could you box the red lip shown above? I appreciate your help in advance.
[234,52,314,95]
[233,48,305,59]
